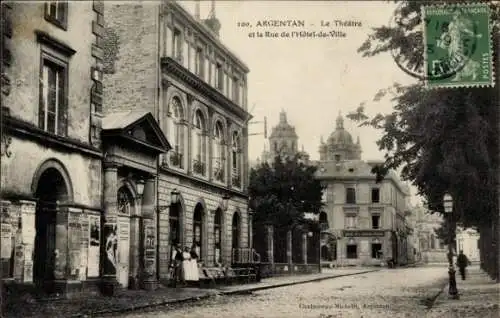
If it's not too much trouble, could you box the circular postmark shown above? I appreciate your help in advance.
[389,2,480,81]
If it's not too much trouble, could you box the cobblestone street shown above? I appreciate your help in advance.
[116,266,451,318]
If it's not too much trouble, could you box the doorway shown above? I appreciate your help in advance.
[34,167,69,293]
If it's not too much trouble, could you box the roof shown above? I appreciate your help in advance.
[102,111,150,130]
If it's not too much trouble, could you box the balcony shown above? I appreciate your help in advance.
[169,150,183,169]
[213,166,225,182]
[232,174,241,188]
[193,159,206,176]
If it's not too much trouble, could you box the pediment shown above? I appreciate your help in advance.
[102,111,171,154]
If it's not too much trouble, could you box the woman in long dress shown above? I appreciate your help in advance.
[181,246,192,281]
[190,244,200,282]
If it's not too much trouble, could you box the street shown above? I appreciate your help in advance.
[115,267,449,318]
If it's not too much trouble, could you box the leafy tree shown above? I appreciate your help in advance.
[248,154,324,231]
[347,0,499,279]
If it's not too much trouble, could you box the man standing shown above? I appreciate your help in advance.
[457,250,471,280]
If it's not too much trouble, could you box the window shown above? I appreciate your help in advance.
[192,110,206,175]
[335,154,341,161]
[214,209,222,264]
[232,212,240,250]
[39,57,68,136]
[167,97,184,168]
[430,234,435,249]
[371,188,380,203]
[216,63,224,90]
[173,28,182,60]
[232,77,239,102]
[44,1,68,30]
[346,244,357,259]
[371,215,380,229]
[195,47,204,77]
[193,206,203,260]
[371,243,382,258]
[212,121,225,182]
[344,214,357,229]
[346,187,356,204]
[231,131,241,187]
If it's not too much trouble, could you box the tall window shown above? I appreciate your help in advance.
[231,131,241,188]
[173,28,182,60]
[167,97,184,168]
[344,214,357,229]
[346,187,356,204]
[232,77,239,102]
[216,63,224,90]
[192,110,206,176]
[214,209,222,264]
[39,58,67,136]
[371,188,380,203]
[193,205,203,260]
[195,47,204,77]
[335,154,341,161]
[213,121,225,182]
[232,212,240,251]
[371,215,380,229]
[346,241,358,259]
[44,1,68,29]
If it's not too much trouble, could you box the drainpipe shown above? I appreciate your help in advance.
[154,2,161,282]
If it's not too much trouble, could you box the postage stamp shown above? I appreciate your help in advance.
[422,3,494,88]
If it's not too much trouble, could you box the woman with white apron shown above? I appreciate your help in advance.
[181,246,192,281]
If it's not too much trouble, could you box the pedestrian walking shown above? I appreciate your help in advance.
[456,250,471,280]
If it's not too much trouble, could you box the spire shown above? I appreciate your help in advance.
[208,0,216,19]
[301,144,305,152]
[204,0,221,36]
[194,0,200,20]
[279,109,287,124]
[320,135,324,144]
[336,111,344,129]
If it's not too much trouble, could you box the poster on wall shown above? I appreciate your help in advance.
[87,215,100,277]
[1,224,12,259]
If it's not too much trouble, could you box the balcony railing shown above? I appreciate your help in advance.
[169,151,183,168]
[232,174,241,187]
[193,159,206,176]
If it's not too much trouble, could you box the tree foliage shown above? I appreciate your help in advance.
[347,0,499,228]
[248,154,325,230]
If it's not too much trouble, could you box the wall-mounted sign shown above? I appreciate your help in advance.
[343,230,385,238]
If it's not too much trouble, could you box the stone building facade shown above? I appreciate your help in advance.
[314,114,413,266]
[0,1,108,296]
[103,0,252,286]
[411,205,448,264]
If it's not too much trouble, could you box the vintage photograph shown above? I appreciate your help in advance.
[0,0,499,317]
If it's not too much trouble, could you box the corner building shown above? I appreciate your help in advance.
[315,114,413,266]
[103,1,252,286]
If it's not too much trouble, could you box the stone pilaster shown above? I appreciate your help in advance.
[101,163,118,295]
[266,224,274,264]
[302,232,308,264]
[141,178,157,290]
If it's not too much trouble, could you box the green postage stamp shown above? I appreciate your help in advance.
[422,3,494,88]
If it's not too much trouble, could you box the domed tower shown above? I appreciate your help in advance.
[269,109,299,160]
[204,0,222,36]
[323,112,361,161]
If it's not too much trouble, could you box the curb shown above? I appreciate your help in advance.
[71,270,379,317]
[220,269,380,295]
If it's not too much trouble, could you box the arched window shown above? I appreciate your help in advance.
[192,110,206,176]
[231,131,241,188]
[167,97,184,168]
[232,212,240,251]
[214,209,222,264]
[117,186,134,216]
[212,121,225,182]
[193,204,203,260]
[319,211,328,231]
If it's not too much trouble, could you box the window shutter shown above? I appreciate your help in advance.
[58,72,68,136]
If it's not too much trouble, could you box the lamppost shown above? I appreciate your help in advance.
[443,193,459,299]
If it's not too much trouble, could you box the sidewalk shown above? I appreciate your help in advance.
[427,265,499,318]
[5,268,377,318]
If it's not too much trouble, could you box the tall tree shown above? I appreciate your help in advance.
[347,0,499,279]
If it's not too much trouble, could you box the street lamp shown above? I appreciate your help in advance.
[170,188,180,205]
[136,180,145,198]
[221,194,231,211]
[443,193,459,299]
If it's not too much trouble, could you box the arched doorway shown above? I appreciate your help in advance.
[193,204,203,260]
[232,212,240,251]
[116,186,134,288]
[34,167,69,292]
[213,209,222,264]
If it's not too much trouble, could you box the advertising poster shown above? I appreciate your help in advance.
[87,215,100,277]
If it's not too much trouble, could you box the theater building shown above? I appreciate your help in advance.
[314,113,413,266]
[103,0,252,286]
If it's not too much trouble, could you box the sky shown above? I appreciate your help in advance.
[179,1,421,202]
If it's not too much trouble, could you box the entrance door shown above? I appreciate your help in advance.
[117,216,130,288]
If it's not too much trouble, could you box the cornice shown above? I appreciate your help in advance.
[161,57,252,122]
[4,115,102,158]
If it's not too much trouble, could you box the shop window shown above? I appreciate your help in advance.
[346,244,358,259]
